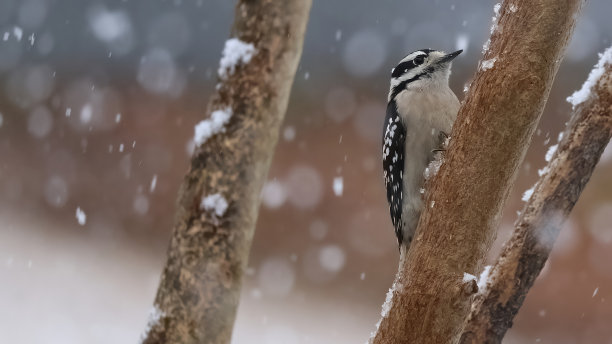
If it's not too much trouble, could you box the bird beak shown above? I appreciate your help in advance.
[438,50,463,64]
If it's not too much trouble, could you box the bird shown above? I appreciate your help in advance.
[382,49,462,248]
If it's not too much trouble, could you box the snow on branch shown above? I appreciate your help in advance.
[423,153,443,180]
[140,305,165,344]
[566,46,612,108]
[200,193,229,217]
[193,107,233,146]
[462,272,477,284]
[477,265,492,293]
[482,3,502,53]
[480,57,497,71]
[218,38,256,80]
[191,38,256,149]
[368,281,399,344]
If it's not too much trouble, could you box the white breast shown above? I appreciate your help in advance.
[395,86,459,132]
[393,86,459,243]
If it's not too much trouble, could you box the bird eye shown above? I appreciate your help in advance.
[414,56,425,65]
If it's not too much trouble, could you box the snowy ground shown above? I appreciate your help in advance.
[0,208,160,343]
[0,208,377,344]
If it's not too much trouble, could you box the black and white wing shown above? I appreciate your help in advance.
[382,100,406,245]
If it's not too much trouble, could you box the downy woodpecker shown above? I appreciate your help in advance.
[382,49,462,247]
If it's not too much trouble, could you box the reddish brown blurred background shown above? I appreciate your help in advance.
[1,0,611,343]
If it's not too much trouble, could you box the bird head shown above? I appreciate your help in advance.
[388,49,462,101]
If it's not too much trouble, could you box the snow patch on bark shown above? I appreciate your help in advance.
[567,46,612,108]
[200,193,229,217]
[483,3,502,53]
[477,265,493,293]
[381,283,396,318]
[368,281,399,343]
[522,184,536,202]
[193,107,233,146]
[545,144,558,162]
[218,38,256,80]
[463,272,477,283]
[481,57,497,71]
[424,153,444,180]
[140,305,165,343]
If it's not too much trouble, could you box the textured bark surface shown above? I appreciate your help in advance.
[141,1,311,343]
[371,1,584,343]
[460,63,612,344]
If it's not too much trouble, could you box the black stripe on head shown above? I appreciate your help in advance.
[390,67,434,100]
[390,49,433,79]
[390,72,424,100]
[391,60,415,78]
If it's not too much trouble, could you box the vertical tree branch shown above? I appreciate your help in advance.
[371,1,584,343]
[460,53,612,344]
[141,1,311,343]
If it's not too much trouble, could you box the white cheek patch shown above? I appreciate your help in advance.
[396,66,425,83]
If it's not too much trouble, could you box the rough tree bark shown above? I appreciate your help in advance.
[460,54,612,344]
[371,1,585,343]
[141,1,311,344]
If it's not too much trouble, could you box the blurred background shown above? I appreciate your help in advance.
[1,0,611,343]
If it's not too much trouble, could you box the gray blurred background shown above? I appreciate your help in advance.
[1,0,612,343]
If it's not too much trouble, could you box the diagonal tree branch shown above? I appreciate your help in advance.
[460,48,612,344]
[371,1,585,343]
[141,1,312,343]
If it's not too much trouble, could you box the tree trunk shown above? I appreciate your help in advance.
[371,1,584,343]
[141,1,312,343]
[460,55,612,344]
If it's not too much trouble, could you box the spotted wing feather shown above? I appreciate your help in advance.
[382,101,406,245]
